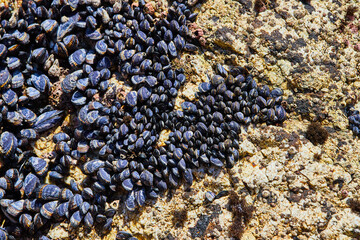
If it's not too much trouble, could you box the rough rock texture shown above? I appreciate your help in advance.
[4,0,360,239]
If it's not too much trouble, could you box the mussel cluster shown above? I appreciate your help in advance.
[347,107,360,136]
[0,0,286,238]
[164,65,286,176]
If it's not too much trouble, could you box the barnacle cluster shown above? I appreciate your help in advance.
[0,0,287,238]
